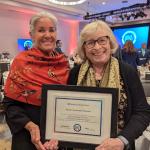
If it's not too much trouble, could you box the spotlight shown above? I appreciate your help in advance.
[127,15,131,20]
[131,13,136,18]
[124,14,128,18]
[119,14,124,21]
[133,10,147,19]
[134,12,139,19]
[139,11,147,17]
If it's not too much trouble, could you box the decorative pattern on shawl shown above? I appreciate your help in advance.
[4,48,69,106]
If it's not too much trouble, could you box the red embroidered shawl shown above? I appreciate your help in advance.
[4,48,69,106]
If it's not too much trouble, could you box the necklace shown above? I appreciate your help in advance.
[95,72,103,80]
[94,66,105,81]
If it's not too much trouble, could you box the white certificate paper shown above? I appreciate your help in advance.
[45,90,113,145]
[55,98,102,136]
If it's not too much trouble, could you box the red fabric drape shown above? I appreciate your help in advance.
[4,48,69,106]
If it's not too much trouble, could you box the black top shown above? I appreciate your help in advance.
[67,61,150,148]
[3,97,40,134]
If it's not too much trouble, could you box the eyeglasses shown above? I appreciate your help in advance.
[84,36,109,49]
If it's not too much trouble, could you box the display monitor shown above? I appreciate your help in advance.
[113,25,149,49]
[17,39,33,51]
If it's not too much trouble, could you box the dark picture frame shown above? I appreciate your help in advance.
[40,84,118,149]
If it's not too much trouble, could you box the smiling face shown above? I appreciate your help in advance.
[31,17,57,52]
[84,30,111,67]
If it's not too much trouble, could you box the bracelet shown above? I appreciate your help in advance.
[118,136,129,150]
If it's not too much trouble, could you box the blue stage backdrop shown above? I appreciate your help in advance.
[113,25,149,49]
[18,39,33,51]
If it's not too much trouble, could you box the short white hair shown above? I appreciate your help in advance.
[29,11,58,35]
[77,20,118,60]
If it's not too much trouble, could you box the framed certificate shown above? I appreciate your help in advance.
[40,84,118,148]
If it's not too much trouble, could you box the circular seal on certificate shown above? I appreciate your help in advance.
[73,124,81,132]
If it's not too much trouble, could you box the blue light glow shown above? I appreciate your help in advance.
[113,26,149,49]
[18,39,33,51]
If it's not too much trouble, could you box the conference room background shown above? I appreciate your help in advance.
[112,23,150,49]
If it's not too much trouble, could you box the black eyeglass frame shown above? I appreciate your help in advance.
[84,36,109,49]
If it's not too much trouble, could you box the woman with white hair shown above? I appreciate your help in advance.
[4,12,69,150]
[68,20,150,150]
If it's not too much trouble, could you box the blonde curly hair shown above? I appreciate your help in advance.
[77,20,118,60]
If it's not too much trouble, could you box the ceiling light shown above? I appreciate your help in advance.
[102,2,106,5]
[48,0,87,5]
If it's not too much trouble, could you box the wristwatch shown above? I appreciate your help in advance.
[118,135,130,150]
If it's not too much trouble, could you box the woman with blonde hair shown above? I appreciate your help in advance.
[68,20,150,150]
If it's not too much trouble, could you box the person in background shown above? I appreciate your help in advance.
[3,11,69,150]
[121,40,139,70]
[67,20,150,150]
[137,43,150,66]
[55,40,63,54]
[24,43,30,51]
